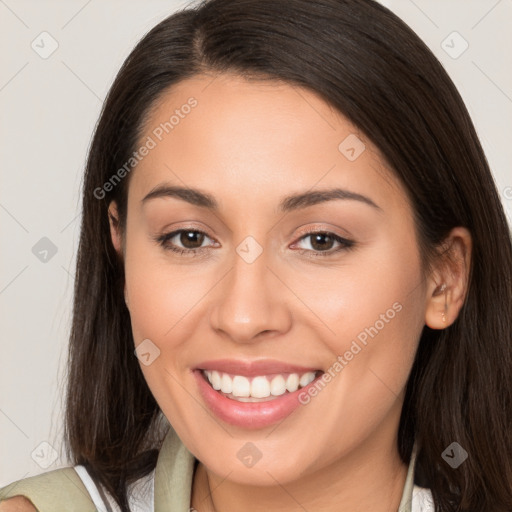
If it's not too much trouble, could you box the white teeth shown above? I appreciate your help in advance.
[270,375,286,396]
[251,376,271,398]
[232,376,251,397]
[211,370,221,391]
[299,371,316,387]
[203,369,319,399]
[286,373,299,392]
[221,373,233,394]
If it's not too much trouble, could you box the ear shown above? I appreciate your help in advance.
[425,226,472,330]
[108,200,124,258]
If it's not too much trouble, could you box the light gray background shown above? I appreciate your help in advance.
[1,0,511,485]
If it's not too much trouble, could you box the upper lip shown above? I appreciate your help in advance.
[195,359,322,377]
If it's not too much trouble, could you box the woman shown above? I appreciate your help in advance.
[1,0,511,510]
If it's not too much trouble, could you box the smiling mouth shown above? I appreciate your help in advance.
[200,369,324,402]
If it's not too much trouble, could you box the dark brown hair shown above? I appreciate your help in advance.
[64,0,512,510]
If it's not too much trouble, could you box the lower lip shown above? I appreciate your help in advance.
[193,369,322,429]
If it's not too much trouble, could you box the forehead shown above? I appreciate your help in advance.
[129,73,405,213]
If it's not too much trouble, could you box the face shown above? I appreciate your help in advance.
[110,73,430,486]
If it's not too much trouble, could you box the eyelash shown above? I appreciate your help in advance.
[155,227,355,258]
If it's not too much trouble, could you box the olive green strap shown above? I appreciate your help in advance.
[0,467,97,512]
[154,426,196,512]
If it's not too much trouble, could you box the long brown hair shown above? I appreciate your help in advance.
[64,0,512,510]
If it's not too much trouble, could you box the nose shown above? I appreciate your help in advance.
[209,246,293,344]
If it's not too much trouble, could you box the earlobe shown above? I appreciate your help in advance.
[424,227,472,330]
[425,282,449,330]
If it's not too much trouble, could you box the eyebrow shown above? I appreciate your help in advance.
[141,184,381,213]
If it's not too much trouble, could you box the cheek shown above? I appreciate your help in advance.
[277,233,424,355]
[331,243,424,411]
[123,236,203,422]
[123,228,204,345]
[280,234,425,417]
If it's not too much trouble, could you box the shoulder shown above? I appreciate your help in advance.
[0,496,37,511]
[0,467,97,512]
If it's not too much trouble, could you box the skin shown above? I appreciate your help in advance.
[0,497,37,511]
[108,73,472,512]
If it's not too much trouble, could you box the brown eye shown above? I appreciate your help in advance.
[292,230,355,258]
[178,230,206,249]
[156,228,216,255]
[308,233,336,251]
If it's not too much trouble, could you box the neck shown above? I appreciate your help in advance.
[191,440,410,512]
